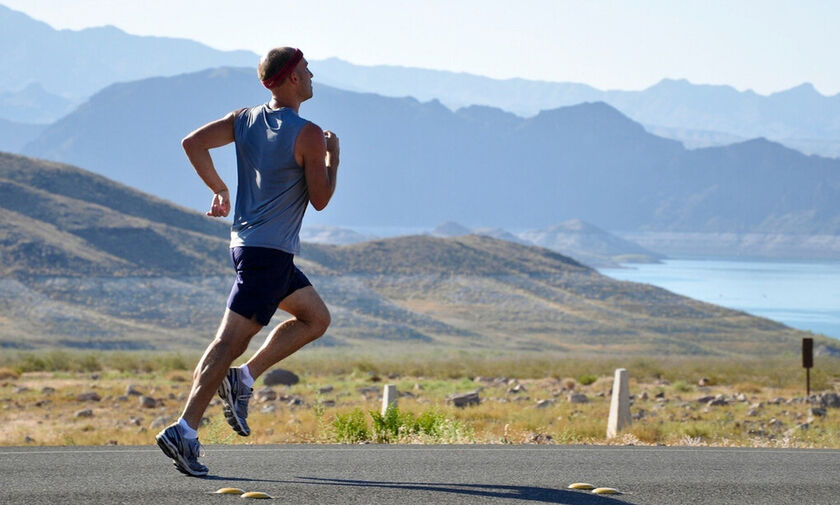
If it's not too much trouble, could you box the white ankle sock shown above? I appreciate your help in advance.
[177,417,198,439]
[238,364,255,387]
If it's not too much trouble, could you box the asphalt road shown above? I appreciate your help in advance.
[1,444,838,505]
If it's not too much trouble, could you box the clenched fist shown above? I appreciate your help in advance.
[207,189,230,218]
[324,130,340,158]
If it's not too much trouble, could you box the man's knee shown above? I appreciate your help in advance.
[213,310,261,354]
[308,305,330,340]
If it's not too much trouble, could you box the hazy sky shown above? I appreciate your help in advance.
[4,0,839,95]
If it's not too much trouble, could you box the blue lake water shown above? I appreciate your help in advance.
[599,259,840,341]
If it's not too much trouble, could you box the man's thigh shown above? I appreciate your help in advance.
[277,286,328,322]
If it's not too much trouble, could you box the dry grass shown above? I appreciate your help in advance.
[2,352,840,448]
[0,367,20,380]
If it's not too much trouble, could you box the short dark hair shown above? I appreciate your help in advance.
[258,47,299,82]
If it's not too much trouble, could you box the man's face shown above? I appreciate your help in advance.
[295,59,314,101]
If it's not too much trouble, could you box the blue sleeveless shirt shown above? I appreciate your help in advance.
[230,105,310,254]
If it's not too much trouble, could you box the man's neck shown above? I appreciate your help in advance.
[268,95,300,113]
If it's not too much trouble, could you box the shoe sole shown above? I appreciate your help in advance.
[218,377,250,437]
[155,433,208,477]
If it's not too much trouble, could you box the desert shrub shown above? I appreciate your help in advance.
[370,405,404,442]
[809,369,832,392]
[332,408,370,443]
[672,380,692,392]
[332,406,463,443]
[414,409,447,437]
[577,374,598,386]
[158,354,190,371]
[166,370,190,382]
[0,367,21,380]
[553,424,603,443]
[680,423,710,439]
[629,422,664,444]
[734,382,763,394]
[77,354,102,372]
[16,354,45,372]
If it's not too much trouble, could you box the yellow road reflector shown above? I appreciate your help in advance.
[215,488,245,495]
[241,491,273,499]
[592,487,620,495]
[567,483,595,490]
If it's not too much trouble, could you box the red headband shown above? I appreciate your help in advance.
[261,49,303,89]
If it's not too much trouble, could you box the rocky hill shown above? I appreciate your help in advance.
[520,219,663,267]
[19,68,840,254]
[0,152,822,356]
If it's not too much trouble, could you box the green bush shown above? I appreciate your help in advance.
[332,408,370,443]
[77,354,102,372]
[370,405,403,442]
[577,374,598,386]
[158,354,190,371]
[680,423,710,439]
[414,409,447,438]
[332,406,461,443]
[672,380,692,392]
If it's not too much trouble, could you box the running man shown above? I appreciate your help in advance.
[156,47,339,476]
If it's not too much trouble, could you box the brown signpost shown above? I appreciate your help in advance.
[803,338,814,396]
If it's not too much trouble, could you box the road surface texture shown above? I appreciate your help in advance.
[1,445,838,504]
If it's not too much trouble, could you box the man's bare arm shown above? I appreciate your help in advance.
[182,110,241,217]
[297,122,339,211]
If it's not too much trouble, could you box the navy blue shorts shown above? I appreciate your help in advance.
[226,246,312,326]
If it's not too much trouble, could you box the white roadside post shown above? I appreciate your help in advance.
[381,384,398,415]
[606,368,631,438]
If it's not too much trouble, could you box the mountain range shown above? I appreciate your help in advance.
[17,67,840,261]
[519,220,663,266]
[0,83,76,124]
[0,152,820,356]
[2,4,840,158]
[0,117,45,152]
[314,59,840,158]
[431,220,661,268]
[0,4,255,102]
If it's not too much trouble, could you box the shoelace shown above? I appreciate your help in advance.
[185,438,206,460]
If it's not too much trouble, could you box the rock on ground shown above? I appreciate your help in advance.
[74,409,94,418]
[256,387,277,402]
[568,393,589,404]
[76,392,101,402]
[819,393,840,408]
[447,391,480,408]
[263,369,300,386]
[139,396,157,409]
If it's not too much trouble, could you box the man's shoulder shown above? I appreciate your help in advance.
[297,121,323,141]
[238,104,265,118]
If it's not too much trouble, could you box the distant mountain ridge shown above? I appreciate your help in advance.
[19,67,840,259]
[314,59,840,158]
[431,220,660,267]
[0,5,256,103]
[0,117,45,152]
[0,83,75,124]
[0,152,819,355]
[3,5,838,157]
[520,219,663,267]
